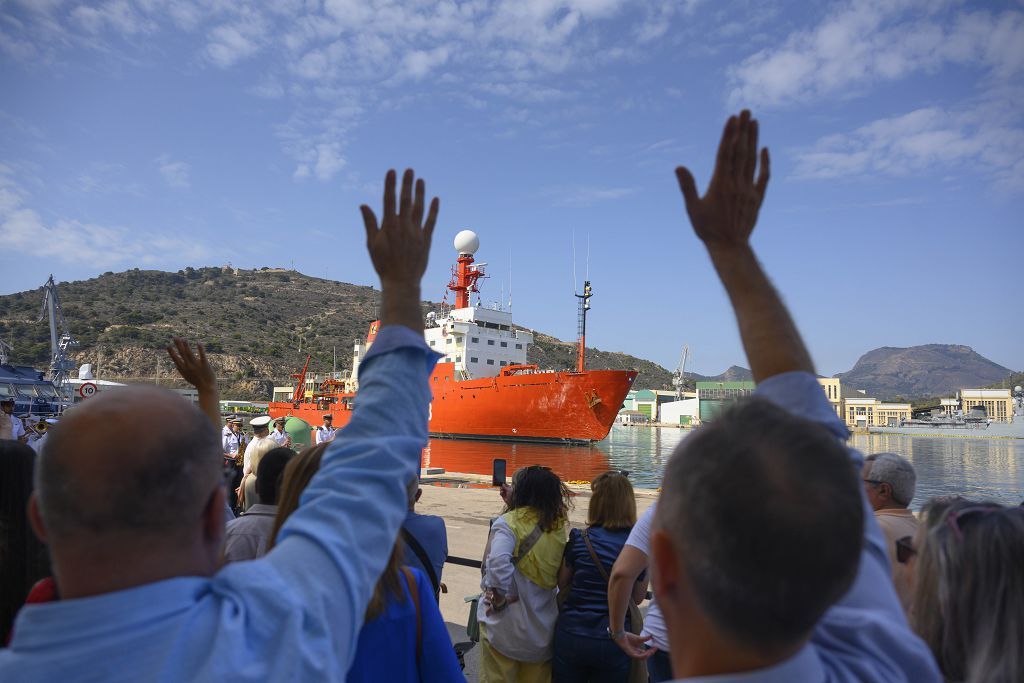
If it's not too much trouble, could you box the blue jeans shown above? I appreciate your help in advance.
[552,626,632,683]
[647,648,672,682]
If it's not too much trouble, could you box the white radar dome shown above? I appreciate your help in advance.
[453,230,480,255]
[1016,385,1022,393]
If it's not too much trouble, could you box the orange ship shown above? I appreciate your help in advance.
[268,230,637,443]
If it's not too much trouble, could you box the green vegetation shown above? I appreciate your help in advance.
[0,267,675,398]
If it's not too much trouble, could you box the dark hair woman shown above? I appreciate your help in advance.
[270,443,462,683]
[1,441,50,639]
[552,471,645,683]
[478,465,573,682]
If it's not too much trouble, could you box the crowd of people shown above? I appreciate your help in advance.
[1,111,1022,682]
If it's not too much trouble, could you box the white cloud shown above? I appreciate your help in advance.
[156,155,190,189]
[71,1,154,36]
[0,166,208,267]
[793,95,1024,193]
[401,46,450,80]
[204,9,266,68]
[728,2,1024,108]
[553,185,638,207]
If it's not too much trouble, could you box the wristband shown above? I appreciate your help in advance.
[607,627,626,641]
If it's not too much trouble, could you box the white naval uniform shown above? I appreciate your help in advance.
[3,414,26,441]
[271,428,289,446]
[315,425,336,444]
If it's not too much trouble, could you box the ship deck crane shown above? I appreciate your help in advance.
[672,344,689,400]
[37,275,79,402]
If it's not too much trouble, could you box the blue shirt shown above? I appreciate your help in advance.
[557,525,636,639]
[0,326,440,682]
[346,567,462,683]
[673,372,941,683]
[402,510,448,594]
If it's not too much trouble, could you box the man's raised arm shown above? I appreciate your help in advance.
[256,169,440,675]
[676,110,812,383]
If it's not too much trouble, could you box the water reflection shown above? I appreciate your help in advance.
[422,438,611,483]
[424,427,1024,507]
[850,434,1023,509]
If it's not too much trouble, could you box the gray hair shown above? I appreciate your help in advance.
[656,397,862,653]
[35,386,222,541]
[912,498,1024,682]
[864,452,916,506]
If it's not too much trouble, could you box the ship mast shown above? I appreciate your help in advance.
[575,280,592,373]
[448,230,485,308]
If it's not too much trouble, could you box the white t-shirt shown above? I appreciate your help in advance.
[625,503,669,651]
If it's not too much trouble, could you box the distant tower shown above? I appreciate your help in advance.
[448,230,485,309]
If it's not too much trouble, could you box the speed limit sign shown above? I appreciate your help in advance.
[79,382,98,399]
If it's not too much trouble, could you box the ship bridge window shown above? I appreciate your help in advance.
[500,325,510,331]
[500,361,507,366]
[429,340,436,347]
[471,337,479,343]
[456,356,462,362]
[487,359,495,365]
[500,341,507,348]
[446,338,453,344]
[0,383,14,398]
[471,357,478,363]
[515,344,522,350]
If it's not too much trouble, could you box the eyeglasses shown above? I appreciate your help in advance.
[862,479,884,486]
[945,505,1000,541]
[895,536,916,564]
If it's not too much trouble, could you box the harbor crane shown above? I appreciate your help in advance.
[37,275,79,401]
[672,344,689,400]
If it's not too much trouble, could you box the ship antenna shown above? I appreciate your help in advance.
[508,248,513,313]
[571,231,577,296]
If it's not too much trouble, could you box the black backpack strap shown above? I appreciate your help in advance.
[401,528,440,598]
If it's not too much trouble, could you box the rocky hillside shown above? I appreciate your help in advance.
[837,344,1015,400]
[0,267,677,399]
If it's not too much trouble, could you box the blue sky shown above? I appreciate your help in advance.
[1,0,1022,377]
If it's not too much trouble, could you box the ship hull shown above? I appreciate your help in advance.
[269,364,637,444]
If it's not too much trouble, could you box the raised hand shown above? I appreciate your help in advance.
[675,110,769,251]
[167,337,220,428]
[167,337,215,391]
[360,169,439,290]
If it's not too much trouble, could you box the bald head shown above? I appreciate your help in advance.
[36,385,221,544]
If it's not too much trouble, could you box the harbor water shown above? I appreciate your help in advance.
[423,426,1024,508]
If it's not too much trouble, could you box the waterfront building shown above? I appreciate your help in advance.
[696,381,756,423]
[940,398,959,416]
[958,388,1014,422]
[817,377,843,418]
[843,397,912,428]
[660,397,700,426]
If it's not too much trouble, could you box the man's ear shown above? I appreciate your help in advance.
[651,528,682,602]
[203,486,226,544]
[878,482,893,502]
[28,492,49,543]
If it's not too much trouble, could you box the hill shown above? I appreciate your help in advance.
[836,344,1015,400]
[0,267,676,399]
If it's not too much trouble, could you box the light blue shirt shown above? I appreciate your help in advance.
[0,325,439,682]
[674,371,941,683]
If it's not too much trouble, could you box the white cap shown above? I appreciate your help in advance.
[45,418,59,424]
[250,416,272,428]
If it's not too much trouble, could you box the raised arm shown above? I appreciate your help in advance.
[254,169,439,677]
[676,110,812,382]
[166,338,220,428]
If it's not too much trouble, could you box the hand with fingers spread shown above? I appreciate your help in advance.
[166,337,220,429]
[676,109,770,252]
[360,169,439,332]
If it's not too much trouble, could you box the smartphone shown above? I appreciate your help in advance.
[492,458,507,487]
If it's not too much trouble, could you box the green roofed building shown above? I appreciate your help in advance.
[696,381,756,423]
